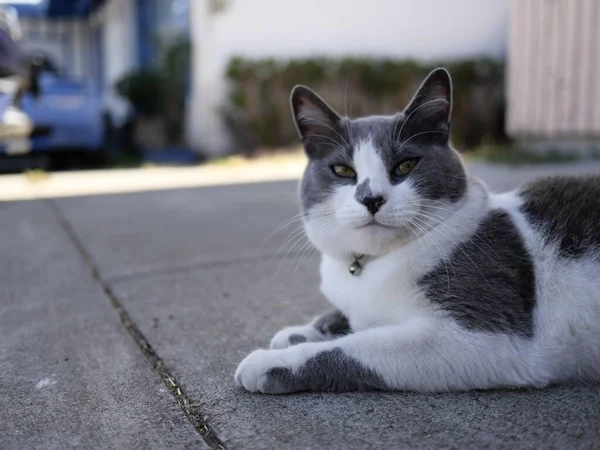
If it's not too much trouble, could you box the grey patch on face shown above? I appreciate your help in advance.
[519,175,600,259]
[354,177,372,203]
[261,348,387,394]
[419,210,536,337]
[313,309,351,336]
[288,334,307,345]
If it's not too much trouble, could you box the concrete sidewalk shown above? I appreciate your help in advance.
[2,161,600,449]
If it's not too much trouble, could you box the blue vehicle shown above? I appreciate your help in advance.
[19,54,108,161]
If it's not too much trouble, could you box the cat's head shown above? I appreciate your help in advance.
[291,68,467,258]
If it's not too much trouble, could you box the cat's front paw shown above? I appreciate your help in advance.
[269,324,324,349]
[234,347,306,394]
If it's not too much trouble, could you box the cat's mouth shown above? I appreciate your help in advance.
[356,219,396,231]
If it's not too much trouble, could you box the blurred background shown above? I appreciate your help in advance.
[0,0,599,176]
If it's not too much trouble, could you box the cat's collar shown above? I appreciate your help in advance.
[349,254,365,276]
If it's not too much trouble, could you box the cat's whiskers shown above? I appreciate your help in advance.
[398,130,450,149]
[262,212,308,247]
[394,98,448,146]
[298,134,347,153]
[291,216,341,276]
[410,214,492,285]
[411,203,502,261]
[405,214,453,294]
[302,117,350,148]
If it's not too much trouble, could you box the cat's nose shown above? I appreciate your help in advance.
[361,195,386,215]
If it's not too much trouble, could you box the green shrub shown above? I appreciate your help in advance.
[222,57,507,152]
[116,69,164,117]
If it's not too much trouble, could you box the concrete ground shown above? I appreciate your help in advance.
[2,160,600,449]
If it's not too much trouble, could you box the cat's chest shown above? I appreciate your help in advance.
[319,254,429,331]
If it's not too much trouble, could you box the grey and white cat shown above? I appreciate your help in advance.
[235,68,600,394]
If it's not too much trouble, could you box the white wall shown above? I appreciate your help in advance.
[188,0,510,156]
[91,0,137,93]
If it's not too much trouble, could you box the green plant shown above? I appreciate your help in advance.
[157,36,191,144]
[116,69,164,117]
[115,37,191,146]
[222,57,507,152]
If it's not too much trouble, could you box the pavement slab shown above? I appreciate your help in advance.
[54,181,301,281]
[0,201,206,449]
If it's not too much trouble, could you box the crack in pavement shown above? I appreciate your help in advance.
[45,199,227,450]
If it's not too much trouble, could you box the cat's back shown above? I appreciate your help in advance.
[517,174,600,259]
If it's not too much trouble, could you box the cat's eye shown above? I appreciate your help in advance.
[331,164,356,178]
[394,158,419,176]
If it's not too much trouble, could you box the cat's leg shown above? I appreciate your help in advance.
[269,309,350,349]
[236,319,550,393]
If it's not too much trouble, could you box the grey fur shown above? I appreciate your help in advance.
[261,348,386,394]
[419,210,536,337]
[313,309,351,336]
[291,69,467,213]
[288,334,307,345]
[354,178,372,202]
[519,175,600,259]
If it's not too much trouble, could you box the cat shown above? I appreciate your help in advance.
[234,68,600,394]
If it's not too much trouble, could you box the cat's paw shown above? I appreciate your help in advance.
[269,324,325,349]
[234,347,306,394]
[269,326,314,349]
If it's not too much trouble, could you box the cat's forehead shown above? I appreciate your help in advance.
[343,114,407,165]
[346,115,400,145]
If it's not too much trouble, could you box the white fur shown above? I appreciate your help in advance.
[235,141,600,393]
[269,322,328,349]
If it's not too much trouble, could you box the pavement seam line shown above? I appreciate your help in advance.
[45,199,227,450]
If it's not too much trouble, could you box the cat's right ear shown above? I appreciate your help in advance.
[290,85,343,156]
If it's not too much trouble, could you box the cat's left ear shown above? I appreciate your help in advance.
[400,68,452,143]
[290,85,343,157]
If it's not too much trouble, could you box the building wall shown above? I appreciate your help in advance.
[507,0,600,141]
[187,0,510,156]
[90,0,137,93]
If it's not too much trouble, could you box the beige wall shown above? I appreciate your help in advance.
[507,0,600,139]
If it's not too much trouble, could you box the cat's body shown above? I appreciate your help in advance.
[235,69,600,394]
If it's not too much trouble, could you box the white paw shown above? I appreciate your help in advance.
[234,347,306,393]
[269,324,325,349]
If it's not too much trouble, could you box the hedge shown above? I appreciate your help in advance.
[222,57,507,153]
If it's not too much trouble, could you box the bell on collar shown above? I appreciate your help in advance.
[348,254,364,276]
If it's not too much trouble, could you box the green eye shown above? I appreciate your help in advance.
[394,158,419,176]
[331,164,356,178]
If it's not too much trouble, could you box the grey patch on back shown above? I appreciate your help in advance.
[288,334,307,345]
[419,210,536,337]
[519,175,600,259]
[313,309,351,336]
[262,348,386,394]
